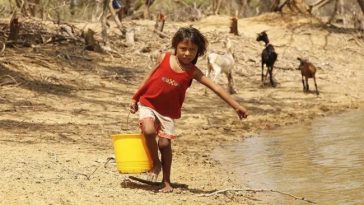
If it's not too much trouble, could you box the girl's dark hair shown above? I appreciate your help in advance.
[171,26,208,64]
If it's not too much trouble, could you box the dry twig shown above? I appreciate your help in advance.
[65,163,104,181]
[0,75,20,87]
[128,176,188,189]
[199,188,316,204]
[153,29,169,39]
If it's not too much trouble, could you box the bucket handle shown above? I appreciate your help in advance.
[121,107,140,132]
[121,111,131,131]
[122,110,139,131]
[126,112,130,130]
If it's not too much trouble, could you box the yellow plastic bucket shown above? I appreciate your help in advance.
[112,133,152,174]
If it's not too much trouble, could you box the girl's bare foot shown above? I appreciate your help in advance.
[159,182,173,193]
[147,161,161,182]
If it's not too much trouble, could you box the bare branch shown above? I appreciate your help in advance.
[310,0,333,10]
[357,0,364,14]
[326,0,339,24]
[199,188,317,204]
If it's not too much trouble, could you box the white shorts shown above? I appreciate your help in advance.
[138,103,176,139]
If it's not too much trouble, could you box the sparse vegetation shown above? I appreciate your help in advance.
[0,1,363,204]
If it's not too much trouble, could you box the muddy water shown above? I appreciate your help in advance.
[214,109,364,204]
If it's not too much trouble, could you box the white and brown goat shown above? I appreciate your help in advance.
[297,57,319,95]
[206,38,236,94]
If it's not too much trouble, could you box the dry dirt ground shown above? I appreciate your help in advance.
[1,13,364,205]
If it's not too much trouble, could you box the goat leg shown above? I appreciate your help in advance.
[206,64,212,78]
[305,76,309,91]
[265,67,269,82]
[213,65,222,83]
[269,67,276,87]
[261,63,265,82]
[204,65,212,95]
[227,72,236,94]
[313,77,319,95]
[301,75,306,92]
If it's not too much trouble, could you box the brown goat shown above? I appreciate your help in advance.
[297,57,319,95]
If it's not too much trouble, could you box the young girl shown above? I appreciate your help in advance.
[130,27,248,193]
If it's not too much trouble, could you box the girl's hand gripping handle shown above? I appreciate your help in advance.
[129,100,138,114]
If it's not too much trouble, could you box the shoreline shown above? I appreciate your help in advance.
[210,105,364,204]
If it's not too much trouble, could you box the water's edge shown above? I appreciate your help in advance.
[213,107,364,204]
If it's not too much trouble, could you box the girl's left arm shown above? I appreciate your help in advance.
[193,68,248,119]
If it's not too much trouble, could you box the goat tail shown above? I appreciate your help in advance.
[297,57,303,62]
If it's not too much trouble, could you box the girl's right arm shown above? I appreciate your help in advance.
[130,53,166,113]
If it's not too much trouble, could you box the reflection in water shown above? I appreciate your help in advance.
[214,109,364,205]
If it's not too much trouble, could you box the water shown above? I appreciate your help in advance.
[214,109,364,204]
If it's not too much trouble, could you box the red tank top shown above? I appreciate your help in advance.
[132,53,196,119]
